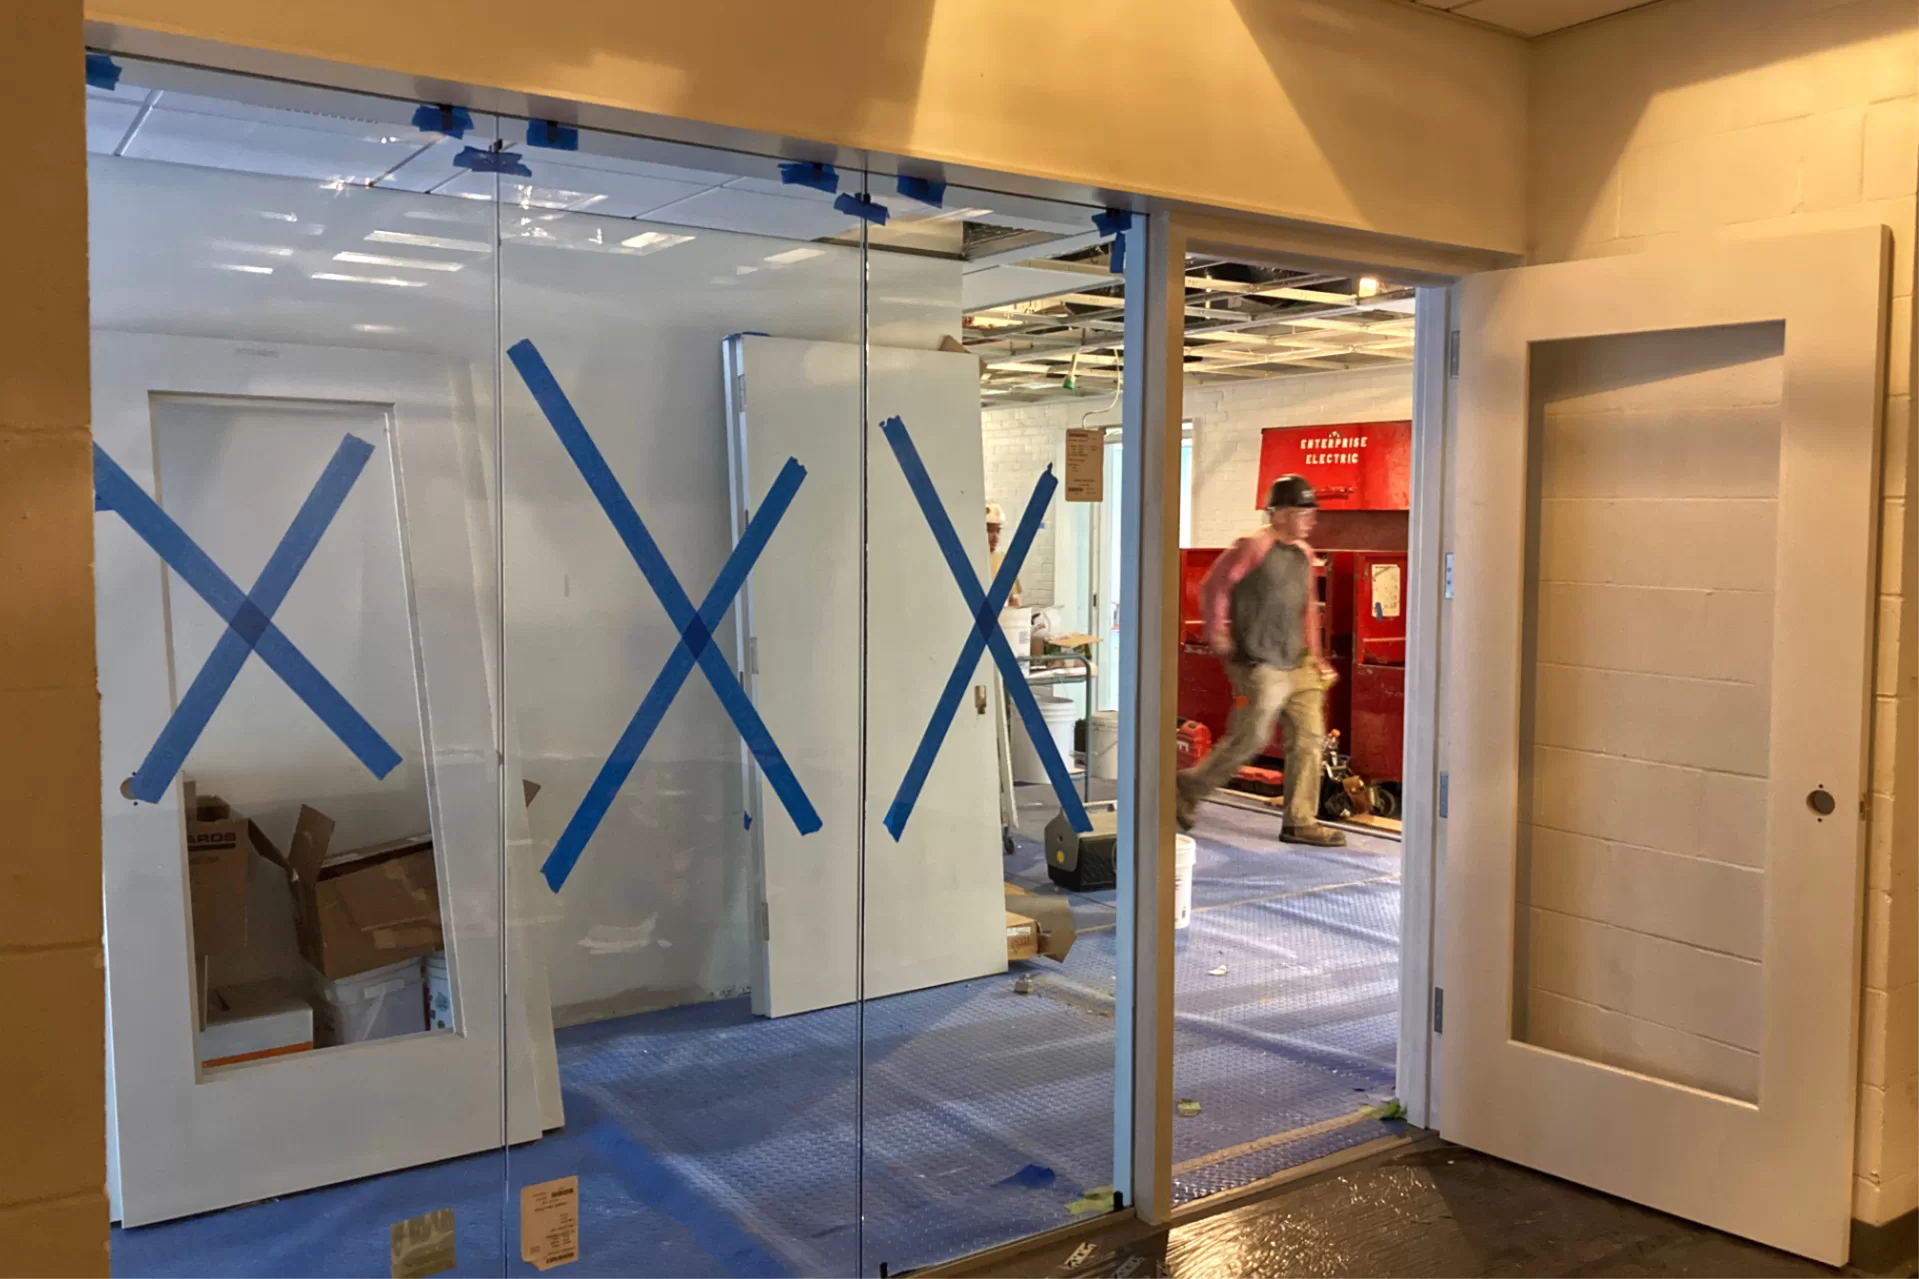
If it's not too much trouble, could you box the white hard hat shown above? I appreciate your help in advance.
[984,500,1006,524]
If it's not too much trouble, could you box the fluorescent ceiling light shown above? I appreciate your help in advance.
[257,211,299,223]
[211,263,274,275]
[1358,276,1381,298]
[310,272,426,288]
[403,209,477,223]
[212,241,294,257]
[619,230,695,254]
[763,247,825,266]
[353,323,401,333]
[367,230,492,253]
[333,251,463,272]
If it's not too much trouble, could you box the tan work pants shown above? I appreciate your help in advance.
[1176,660,1326,829]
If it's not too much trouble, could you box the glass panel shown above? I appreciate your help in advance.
[498,122,869,1275]
[1170,254,1416,1206]
[94,60,512,1275]
[1513,324,1782,1104]
[858,194,1132,1273]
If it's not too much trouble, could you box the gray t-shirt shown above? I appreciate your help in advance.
[1229,540,1310,670]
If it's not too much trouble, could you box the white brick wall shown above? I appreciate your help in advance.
[1533,0,1918,1225]
[981,365,1415,604]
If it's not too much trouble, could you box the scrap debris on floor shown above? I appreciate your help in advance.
[111,788,1402,1278]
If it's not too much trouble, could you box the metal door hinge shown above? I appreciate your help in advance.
[974,684,988,715]
[1446,329,1461,377]
[1438,771,1449,819]
[1444,552,1454,600]
[1433,987,1445,1034]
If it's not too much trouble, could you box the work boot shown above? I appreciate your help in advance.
[1281,824,1346,848]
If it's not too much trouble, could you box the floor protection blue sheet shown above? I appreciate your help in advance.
[113,790,1401,1277]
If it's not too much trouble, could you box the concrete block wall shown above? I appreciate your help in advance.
[1532,0,1918,1226]
[0,0,107,1274]
[981,364,1416,600]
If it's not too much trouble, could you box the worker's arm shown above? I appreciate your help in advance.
[1301,543,1332,680]
[1199,535,1264,658]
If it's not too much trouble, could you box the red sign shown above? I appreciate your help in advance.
[1255,419,1412,511]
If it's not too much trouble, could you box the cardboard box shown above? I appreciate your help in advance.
[1004,884,1078,961]
[1006,912,1041,962]
[182,781,277,958]
[284,806,444,980]
[200,980,314,1069]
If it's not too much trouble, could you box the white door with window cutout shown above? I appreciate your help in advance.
[1440,228,1887,1264]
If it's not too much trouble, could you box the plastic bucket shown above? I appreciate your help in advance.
[1088,710,1120,781]
[999,607,1032,659]
[1011,695,1077,784]
[1173,834,1197,930]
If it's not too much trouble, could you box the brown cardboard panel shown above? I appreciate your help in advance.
[1006,912,1041,962]
[1005,884,1078,961]
[284,815,444,979]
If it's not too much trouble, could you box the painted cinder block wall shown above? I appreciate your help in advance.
[0,0,107,1275]
[1530,0,1919,1226]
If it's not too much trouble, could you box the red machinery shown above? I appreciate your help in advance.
[1176,420,1411,805]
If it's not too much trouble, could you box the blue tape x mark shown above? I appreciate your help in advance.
[93,440,404,803]
[879,417,1092,839]
[507,340,822,892]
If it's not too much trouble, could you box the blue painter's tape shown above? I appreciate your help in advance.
[1091,208,1133,236]
[585,1122,791,1278]
[526,119,579,151]
[778,161,839,194]
[1109,230,1128,275]
[879,417,1092,839]
[998,1164,1058,1190]
[411,103,474,138]
[94,443,403,802]
[454,145,532,176]
[833,191,889,226]
[85,53,122,92]
[896,175,946,207]
[506,340,821,892]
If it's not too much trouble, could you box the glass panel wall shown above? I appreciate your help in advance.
[92,59,514,1275]
[91,52,1143,1277]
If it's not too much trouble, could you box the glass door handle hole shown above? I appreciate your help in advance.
[1806,787,1835,817]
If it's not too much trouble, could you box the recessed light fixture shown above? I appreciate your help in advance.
[333,251,463,272]
[1358,277,1381,298]
[310,272,426,288]
[366,230,492,253]
[618,230,695,254]
[763,247,825,266]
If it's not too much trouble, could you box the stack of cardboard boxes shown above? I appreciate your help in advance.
[184,782,447,1066]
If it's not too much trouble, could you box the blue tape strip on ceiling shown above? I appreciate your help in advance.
[411,103,474,138]
[85,52,122,92]
[778,161,840,193]
[93,441,403,802]
[878,416,1092,838]
[834,192,889,225]
[454,145,532,176]
[506,339,822,892]
[896,175,947,207]
[526,120,580,151]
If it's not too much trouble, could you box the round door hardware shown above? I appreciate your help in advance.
[1807,787,1836,817]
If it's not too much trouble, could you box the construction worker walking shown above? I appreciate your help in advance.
[1175,475,1345,847]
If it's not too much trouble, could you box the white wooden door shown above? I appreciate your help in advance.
[1440,228,1889,1264]
[725,336,1006,1017]
[96,332,559,1224]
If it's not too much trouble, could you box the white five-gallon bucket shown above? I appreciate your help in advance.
[1010,695,1077,784]
[1173,834,1197,930]
[999,607,1033,658]
[1088,710,1120,781]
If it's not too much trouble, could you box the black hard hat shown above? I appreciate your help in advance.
[1266,475,1319,510]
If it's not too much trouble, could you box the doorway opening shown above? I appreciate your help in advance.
[1163,253,1425,1205]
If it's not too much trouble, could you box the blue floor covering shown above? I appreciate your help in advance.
[113,791,1401,1277]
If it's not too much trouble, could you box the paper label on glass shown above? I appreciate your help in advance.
[1064,428,1104,502]
[1370,562,1403,619]
[520,1176,580,1270]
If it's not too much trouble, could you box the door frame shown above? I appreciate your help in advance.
[1118,211,1508,1223]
